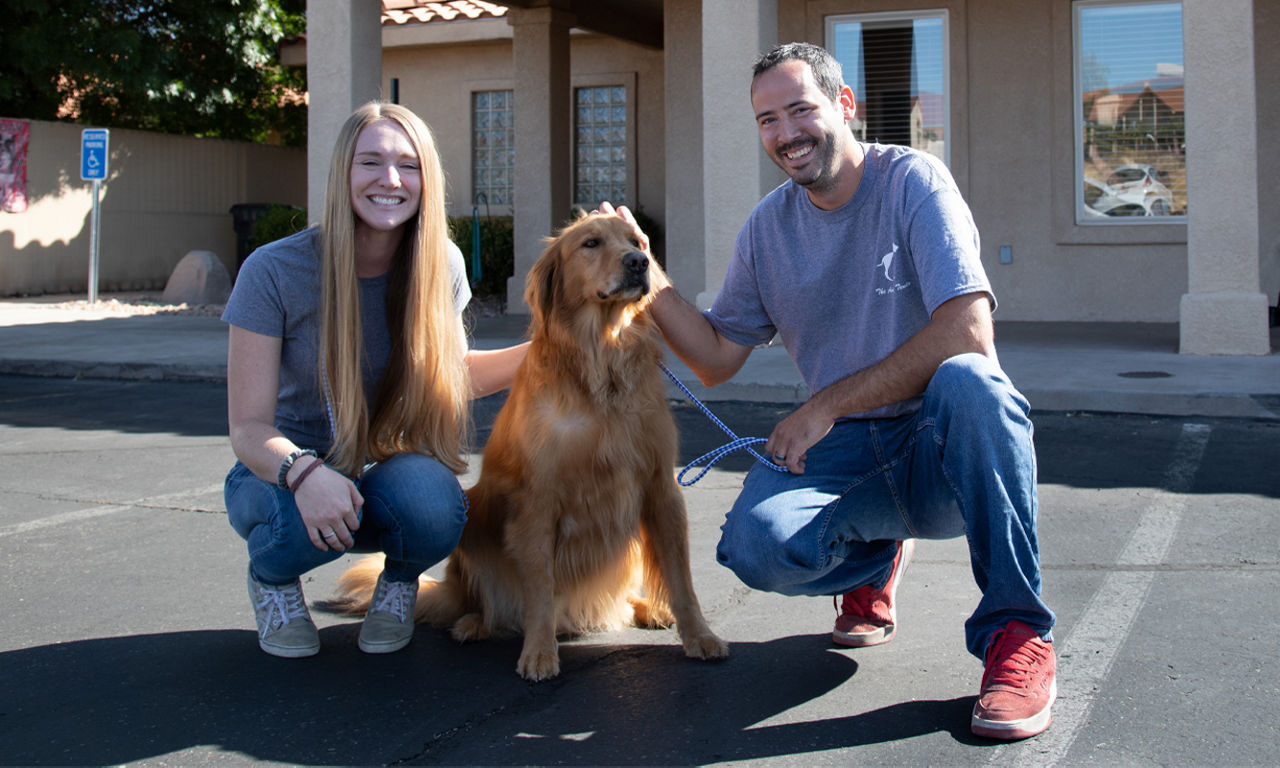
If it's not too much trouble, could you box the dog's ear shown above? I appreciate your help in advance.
[525,237,559,327]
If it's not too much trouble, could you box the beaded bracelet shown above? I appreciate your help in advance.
[288,459,325,494]
[277,448,318,489]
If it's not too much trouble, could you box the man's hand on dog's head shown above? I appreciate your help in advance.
[595,201,649,251]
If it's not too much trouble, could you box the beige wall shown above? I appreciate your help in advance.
[382,25,666,227]
[791,0,1188,321]
[372,0,1275,324]
[793,0,1272,323]
[975,0,1189,322]
[1256,0,1279,309]
[0,119,306,296]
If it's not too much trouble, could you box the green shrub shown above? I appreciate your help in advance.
[249,204,309,252]
[449,215,514,298]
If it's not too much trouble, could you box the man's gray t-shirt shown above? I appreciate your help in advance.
[707,142,992,420]
[221,226,471,454]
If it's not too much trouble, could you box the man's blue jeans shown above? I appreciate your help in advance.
[225,452,467,587]
[716,353,1055,658]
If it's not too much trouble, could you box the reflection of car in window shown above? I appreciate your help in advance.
[1083,164,1175,218]
[1107,164,1174,215]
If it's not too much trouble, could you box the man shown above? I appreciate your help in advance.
[608,41,1057,740]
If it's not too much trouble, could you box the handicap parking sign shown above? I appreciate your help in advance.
[80,129,109,181]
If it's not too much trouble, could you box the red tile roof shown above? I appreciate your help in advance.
[382,1,508,26]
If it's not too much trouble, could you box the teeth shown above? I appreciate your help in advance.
[784,145,813,160]
[370,196,403,205]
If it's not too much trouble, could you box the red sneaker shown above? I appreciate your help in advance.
[971,619,1057,740]
[832,539,914,647]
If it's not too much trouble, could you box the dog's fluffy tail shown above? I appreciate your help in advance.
[328,553,468,628]
[327,554,387,616]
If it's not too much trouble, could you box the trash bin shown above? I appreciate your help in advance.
[229,203,273,278]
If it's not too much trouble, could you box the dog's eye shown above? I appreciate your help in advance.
[630,237,641,248]
[584,238,600,248]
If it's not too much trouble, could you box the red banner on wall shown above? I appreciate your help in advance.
[1,119,30,213]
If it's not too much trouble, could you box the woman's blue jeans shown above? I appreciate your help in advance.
[225,452,467,587]
[717,353,1055,658]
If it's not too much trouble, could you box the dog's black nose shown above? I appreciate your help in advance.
[623,251,648,274]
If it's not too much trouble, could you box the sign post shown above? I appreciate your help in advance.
[80,129,109,303]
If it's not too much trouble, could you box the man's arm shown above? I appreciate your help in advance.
[647,275,753,387]
[764,291,994,474]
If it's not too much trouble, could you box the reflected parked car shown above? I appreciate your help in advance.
[1105,164,1175,215]
[1083,166,1174,218]
[1083,177,1147,217]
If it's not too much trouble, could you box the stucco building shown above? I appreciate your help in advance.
[301,0,1277,355]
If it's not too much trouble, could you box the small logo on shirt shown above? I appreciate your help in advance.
[877,244,898,281]
[875,243,912,295]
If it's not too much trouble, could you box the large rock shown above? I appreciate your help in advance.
[161,250,232,305]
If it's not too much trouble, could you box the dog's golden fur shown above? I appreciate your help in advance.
[333,212,728,680]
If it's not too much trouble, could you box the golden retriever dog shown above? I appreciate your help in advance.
[333,212,729,680]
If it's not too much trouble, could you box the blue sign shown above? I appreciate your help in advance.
[80,128,109,181]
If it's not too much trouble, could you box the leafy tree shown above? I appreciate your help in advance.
[0,0,307,146]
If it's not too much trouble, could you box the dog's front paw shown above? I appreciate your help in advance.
[682,630,730,661]
[516,645,561,681]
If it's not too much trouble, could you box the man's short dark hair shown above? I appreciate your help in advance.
[751,42,845,101]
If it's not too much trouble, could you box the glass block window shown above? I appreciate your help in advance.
[574,85,627,206]
[1075,1,1185,223]
[472,90,514,206]
[828,11,949,165]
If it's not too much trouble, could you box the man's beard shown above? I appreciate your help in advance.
[774,133,840,192]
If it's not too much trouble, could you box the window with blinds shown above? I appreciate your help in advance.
[827,11,949,165]
[1075,0,1185,223]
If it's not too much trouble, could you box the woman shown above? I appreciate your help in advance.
[222,102,525,658]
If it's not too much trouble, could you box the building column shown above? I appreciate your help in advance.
[304,0,383,223]
[506,6,574,313]
[663,0,706,299]
[664,0,777,309]
[1179,0,1269,354]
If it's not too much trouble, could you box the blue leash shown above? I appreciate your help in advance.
[659,360,790,486]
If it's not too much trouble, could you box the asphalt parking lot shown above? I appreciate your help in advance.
[2,374,1278,766]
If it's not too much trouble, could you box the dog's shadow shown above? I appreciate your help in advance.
[0,627,974,765]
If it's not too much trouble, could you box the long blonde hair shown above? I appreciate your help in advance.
[319,102,470,476]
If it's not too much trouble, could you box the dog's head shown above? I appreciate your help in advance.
[526,211,656,332]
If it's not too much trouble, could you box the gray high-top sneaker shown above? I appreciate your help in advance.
[358,573,418,654]
[247,565,320,658]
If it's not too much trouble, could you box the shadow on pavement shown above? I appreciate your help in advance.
[0,625,978,765]
[7,376,1279,500]
[0,375,228,438]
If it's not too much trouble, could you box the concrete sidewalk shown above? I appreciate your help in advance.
[1,293,1277,419]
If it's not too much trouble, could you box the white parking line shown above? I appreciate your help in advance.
[990,423,1210,765]
[0,483,225,539]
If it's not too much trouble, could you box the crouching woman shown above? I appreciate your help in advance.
[221,102,523,658]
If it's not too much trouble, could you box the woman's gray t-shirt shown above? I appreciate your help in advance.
[221,227,471,453]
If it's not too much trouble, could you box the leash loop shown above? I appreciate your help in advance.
[660,360,789,486]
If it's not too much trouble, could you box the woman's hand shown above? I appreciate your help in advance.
[288,457,363,551]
